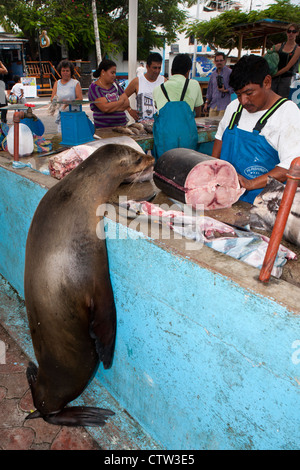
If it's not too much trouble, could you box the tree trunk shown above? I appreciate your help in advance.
[92,0,102,65]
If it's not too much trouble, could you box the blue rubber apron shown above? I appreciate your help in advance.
[220,98,287,203]
[153,78,198,161]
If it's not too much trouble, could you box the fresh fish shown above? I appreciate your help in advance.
[128,123,147,134]
[138,119,154,134]
[172,221,296,278]
[119,199,297,278]
[112,126,135,135]
[47,96,58,115]
[112,122,150,136]
[117,200,235,232]
[250,177,300,247]
[129,122,145,131]
[118,199,197,225]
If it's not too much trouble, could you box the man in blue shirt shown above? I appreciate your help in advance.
[203,52,234,117]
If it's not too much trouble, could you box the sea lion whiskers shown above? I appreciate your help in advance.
[127,167,149,185]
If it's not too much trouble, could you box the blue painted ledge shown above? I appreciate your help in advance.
[0,162,300,450]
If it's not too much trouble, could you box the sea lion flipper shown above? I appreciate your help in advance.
[26,361,38,384]
[42,406,115,427]
[89,298,116,370]
[26,406,114,427]
[25,409,43,420]
[26,361,39,403]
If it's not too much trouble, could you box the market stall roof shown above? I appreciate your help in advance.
[0,32,28,49]
[232,18,290,58]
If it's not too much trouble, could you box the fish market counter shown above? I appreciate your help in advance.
[95,116,218,155]
[0,151,300,451]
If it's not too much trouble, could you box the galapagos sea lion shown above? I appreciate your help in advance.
[24,144,154,426]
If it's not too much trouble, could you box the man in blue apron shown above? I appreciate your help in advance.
[212,54,300,204]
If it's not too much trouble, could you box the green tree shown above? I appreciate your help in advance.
[0,0,188,60]
[185,0,300,53]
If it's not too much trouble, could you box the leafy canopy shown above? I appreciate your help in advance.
[185,0,300,52]
[0,0,188,59]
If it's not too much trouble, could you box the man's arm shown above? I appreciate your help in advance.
[124,78,138,98]
[212,138,222,158]
[0,61,8,75]
[124,78,139,120]
[75,82,83,100]
[194,106,201,117]
[212,138,288,189]
[238,166,287,191]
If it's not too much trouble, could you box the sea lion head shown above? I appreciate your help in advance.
[106,144,154,180]
[72,143,154,185]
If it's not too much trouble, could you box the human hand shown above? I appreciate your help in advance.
[128,108,139,121]
[238,174,255,191]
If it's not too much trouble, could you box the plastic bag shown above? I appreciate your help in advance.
[7,123,34,157]
[265,46,279,76]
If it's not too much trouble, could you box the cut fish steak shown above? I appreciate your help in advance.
[185,159,245,210]
[153,148,245,210]
[48,137,146,180]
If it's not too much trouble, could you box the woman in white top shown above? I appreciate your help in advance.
[51,59,83,131]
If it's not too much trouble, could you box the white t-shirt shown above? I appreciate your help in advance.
[11,82,24,98]
[136,74,165,120]
[215,99,300,170]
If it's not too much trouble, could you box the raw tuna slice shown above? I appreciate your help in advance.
[153,148,245,210]
[185,159,245,210]
[49,137,145,180]
[49,145,94,179]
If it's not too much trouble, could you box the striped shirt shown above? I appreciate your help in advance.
[88,81,127,128]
